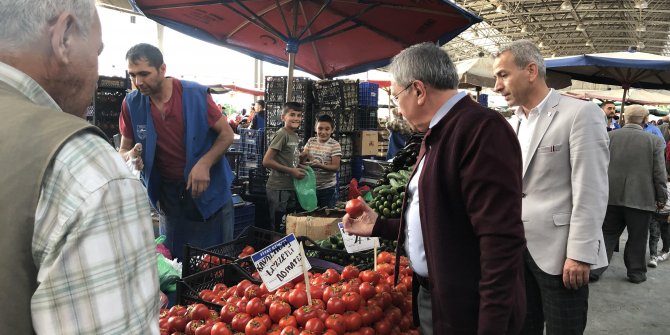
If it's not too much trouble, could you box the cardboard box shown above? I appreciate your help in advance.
[354,130,379,156]
[286,208,346,241]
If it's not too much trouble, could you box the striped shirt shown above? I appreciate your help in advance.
[303,137,342,189]
[0,62,159,335]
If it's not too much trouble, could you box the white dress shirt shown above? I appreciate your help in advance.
[404,91,467,277]
[514,89,553,165]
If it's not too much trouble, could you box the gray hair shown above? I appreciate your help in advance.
[624,104,649,125]
[0,0,96,51]
[496,40,547,80]
[389,43,459,90]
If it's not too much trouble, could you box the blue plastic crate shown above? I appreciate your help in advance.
[234,202,255,238]
[358,82,379,107]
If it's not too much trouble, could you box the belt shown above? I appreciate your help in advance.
[416,274,430,290]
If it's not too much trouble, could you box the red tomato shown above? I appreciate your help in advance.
[310,298,326,311]
[269,301,291,323]
[345,199,365,218]
[210,322,233,335]
[167,315,188,332]
[169,305,187,317]
[341,292,362,312]
[245,284,260,299]
[323,330,339,335]
[326,296,346,315]
[280,326,300,335]
[341,266,360,281]
[258,314,273,331]
[358,271,380,285]
[325,314,347,335]
[376,252,393,265]
[187,304,211,321]
[236,280,253,297]
[376,263,394,276]
[246,297,266,316]
[373,319,392,335]
[220,304,240,324]
[194,323,213,335]
[304,318,325,333]
[359,327,375,335]
[245,318,267,335]
[323,269,341,285]
[343,311,362,331]
[278,315,298,329]
[309,284,324,300]
[185,320,206,335]
[315,308,329,323]
[231,312,252,332]
[288,288,308,309]
[358,282,375,300]
[323,285,343,303]
[293,306,318,326]
[243,245,256,255]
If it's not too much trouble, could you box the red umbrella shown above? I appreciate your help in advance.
[129,0,480,99]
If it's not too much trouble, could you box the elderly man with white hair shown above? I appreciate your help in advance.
[595,104,668,284]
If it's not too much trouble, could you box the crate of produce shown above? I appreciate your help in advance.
[315,105,355,133]
[314,79,358,109]
[182,226,284,277]
[298,235,373,269]
[177,263,260,310]
[233,202,255,238]
[264,76,288,103]
[358,82,379,107]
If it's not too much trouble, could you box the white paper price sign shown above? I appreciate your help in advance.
[250,234,311,292]
[338,222,379,253]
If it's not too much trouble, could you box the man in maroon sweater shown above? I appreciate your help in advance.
[343,43,527,334]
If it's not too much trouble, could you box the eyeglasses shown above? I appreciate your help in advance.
[391,81,415,105]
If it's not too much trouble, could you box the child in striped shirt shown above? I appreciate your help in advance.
[302,114,342,208]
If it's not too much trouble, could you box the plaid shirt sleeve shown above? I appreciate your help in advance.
[31,133,159,335]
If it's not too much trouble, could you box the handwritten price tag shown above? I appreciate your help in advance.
[338,222,379,253]
[250,234,311,292]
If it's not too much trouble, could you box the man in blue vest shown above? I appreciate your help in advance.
[119,43,235,260]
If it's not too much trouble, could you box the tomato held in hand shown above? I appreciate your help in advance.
[345,199,365,218]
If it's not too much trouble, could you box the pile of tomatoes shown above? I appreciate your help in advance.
[160,251,418,335]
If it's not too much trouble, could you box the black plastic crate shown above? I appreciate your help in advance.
[93,88,126,142]
[264,76,314,105]
[298,236,373,269]
[248,167,269,195]
[314,80,358,109]
[335,133,353,158]
[358,82,379,107]
[338,159,352,187]
[315,105,355,133]
[177,263,260,310]
[356,107,379,130]
[265,76,288,103]
[182,226,284,277]
[265,102,285,128]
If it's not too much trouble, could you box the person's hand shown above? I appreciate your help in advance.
[310,160,323,169]
[563,258,590,290]
[290,167,306,179]
[656,201,665,211]
[123,143,144,170]
[187,160,211,198]
[342,197,378,237]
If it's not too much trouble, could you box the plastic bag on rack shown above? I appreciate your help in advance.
[293,166,317,212]
[157,253,181,293]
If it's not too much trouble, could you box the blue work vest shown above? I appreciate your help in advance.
[125,80,232,219]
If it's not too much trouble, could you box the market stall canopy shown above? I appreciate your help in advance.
[209,84,265,96]
[546,50,670,115]
[455,56,571,90]
[129,0,481,81]
[565,88,670,106]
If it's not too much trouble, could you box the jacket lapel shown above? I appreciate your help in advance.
[523,91,560,177]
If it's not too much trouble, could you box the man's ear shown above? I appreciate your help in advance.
[159,63,167,76]
[415,81,427,106]
[527,63,539,81]
[49,12,76,65]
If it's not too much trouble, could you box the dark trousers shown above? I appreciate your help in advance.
[158,180,233,260]
[417,285,433,335]
[521,251,588,335]
[316,186,337,208]
[601,205,651,280]
[649,212,670,256]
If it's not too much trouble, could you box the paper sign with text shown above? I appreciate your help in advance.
[250,234,311,292]
[338,222,379,253]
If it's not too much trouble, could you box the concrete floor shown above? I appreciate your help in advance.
[586,233,670,335]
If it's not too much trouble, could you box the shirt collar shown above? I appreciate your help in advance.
[429,91,467,129]
[514,88,554,119]
[0,61,61,112]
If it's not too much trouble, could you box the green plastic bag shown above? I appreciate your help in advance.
[293,166,318,212]
[157,254,181,293]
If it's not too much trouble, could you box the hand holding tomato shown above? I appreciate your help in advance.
[342,197,377,237]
